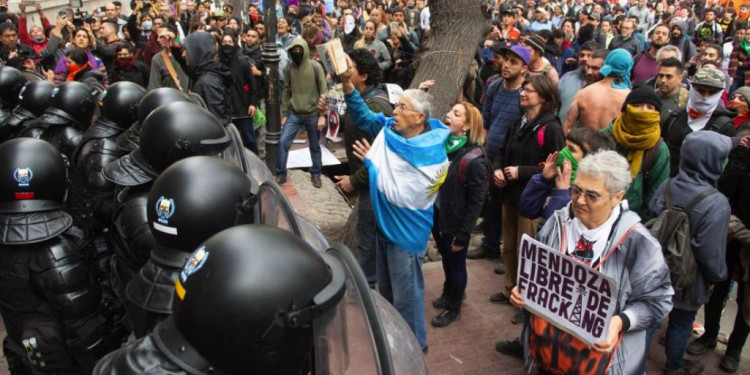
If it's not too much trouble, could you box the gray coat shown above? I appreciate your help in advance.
[524,204,674,375]
[650,131,733,311]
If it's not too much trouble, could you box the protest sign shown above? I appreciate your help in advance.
[325,94,344,142]
[516,234,618,346]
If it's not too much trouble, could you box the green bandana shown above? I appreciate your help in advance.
[742,38,750,56]
[445,135,468,154]
[556,147,579,186]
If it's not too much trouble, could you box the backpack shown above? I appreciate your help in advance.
[458,146,491,185]
[646,181,717,290]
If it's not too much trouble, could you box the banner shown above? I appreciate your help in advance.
[516,234,618,346]
[326,94,344,142]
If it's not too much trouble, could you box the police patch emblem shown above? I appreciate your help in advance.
[51,87,59,97]
[180,246,209,283]
[13,168,33,187]
[155,196,175,224]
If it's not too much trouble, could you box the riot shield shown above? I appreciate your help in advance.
[255,181,302,236]
[314,244,429,375]
[222,123,250,173]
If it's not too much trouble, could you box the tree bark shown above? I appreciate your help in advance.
[408,0,487,117]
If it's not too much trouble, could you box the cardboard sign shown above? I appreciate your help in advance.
[516,234,618,346]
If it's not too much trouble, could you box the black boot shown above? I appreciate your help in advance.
[431,309,461,327]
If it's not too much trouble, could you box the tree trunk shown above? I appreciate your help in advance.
[408,0,487,117]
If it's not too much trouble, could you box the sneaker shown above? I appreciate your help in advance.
[432,294,466,309]
[276,175,287,185]
[467,245,500,260]
[720,352,740,372]
[494,262,506,275]
[311,174,322,188]
[511,310,524,325]
[490,292,511,305]
[685,335,717,356]
[431,309,461,327]
[664,359,705,375]
[495,338,523,359]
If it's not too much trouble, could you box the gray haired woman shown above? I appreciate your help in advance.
[509,150,674,375]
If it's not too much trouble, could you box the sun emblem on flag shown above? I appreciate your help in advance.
[426,165,448,198]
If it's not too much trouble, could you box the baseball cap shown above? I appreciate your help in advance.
[692,67,725,90]
[489,39,517,54]
[501,45,531,65]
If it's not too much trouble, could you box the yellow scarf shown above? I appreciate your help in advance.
[611,105,661,178]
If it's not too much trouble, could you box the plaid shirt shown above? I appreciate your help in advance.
[728,44,750,87]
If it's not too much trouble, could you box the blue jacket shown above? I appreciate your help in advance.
[481,79,521,161]
[519,173,571,222]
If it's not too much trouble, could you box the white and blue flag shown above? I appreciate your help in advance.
[365,119,449,253]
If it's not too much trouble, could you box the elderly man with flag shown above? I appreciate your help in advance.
[340,56,449,353]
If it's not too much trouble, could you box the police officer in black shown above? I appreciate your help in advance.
[94,225,346,375]
[124,156,256,338]
[0,80,54,142]
[114,87,195,154]
[0,66,28,128]
[0,138,116,375]
[18,81,99,158]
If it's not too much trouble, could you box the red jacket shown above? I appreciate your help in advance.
[18,15,50,55]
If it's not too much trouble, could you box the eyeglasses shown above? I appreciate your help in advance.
[395,103,422,113]
[570,186,604,203]
[520,87,537,94]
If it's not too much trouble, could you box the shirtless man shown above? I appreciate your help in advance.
[564,48,633,132]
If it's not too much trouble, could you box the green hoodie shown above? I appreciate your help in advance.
[282,36,328,117]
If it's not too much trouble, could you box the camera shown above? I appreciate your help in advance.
[72,8,89,27]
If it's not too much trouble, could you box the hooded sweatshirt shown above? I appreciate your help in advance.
[670,21,697,64]
[183,32,235,125]
[649,131,732,311]
[282,36,327,117]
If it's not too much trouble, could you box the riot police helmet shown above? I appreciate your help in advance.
[99,82,147,129]
[17,81,55,117]
[0,138,67,213]
[0,66,28,110]
[146,156,255,254]
[104,101,231,187]
[159,225,345,375]
[137,87,192,125]
[43,81,98,127]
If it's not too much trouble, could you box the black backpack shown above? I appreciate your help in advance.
[646,181,717,290]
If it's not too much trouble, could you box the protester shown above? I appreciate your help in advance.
[655,57,688,126]
[54,27,109,85]
[109,43,149,86]
[431,102,488,328]
[511,150,673,375]
[182,31,234,125]
[219,31,260,153]
[489,75,564,324]
[602,85,670,221]
[651,131,735,375]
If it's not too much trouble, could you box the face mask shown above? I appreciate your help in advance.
[688,87,723,115]
[116,56,135,69]
[344,15,355,34]
[290,50,304,65]
[143,21,153,30]
[32,37,45,43]
[220,44,235,58]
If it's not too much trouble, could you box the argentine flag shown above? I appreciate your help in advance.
[365,119,449,253]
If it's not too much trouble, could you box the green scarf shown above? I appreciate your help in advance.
[445,135,468,154]
[742,38,750,56]
[556,147,579,186]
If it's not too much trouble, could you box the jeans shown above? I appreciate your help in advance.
[645,320,661,354]
[233,117,258,154]
[702,242,750,356]
[480,187,503,251]
[375,230,427,349]
[664,308,698,371]
[356,191,377,286]
[275,112,322,178]
[432,207,468,312]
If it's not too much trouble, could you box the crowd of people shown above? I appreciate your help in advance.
[2,0,750,374]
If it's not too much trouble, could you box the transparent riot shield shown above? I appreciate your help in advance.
[221,123,250,173]
[255,181,302,236]
[314,244,429,375]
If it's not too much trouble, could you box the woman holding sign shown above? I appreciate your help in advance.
[510,151,674,375]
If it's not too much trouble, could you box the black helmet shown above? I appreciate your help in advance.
[99,82,147,129]
[146,156,255,253]
[44,81,98,126]
[0,138,67,213]
[17,81,55,117]
[0,66,28,110]
[137,87,192,125]
[160,225,344,375]
[104,102,232,186]
[115,88,195,152]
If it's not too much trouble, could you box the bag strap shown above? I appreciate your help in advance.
[642,138,663,179]
[537,124,547,150]
[665,179,673,210]
[162,52,184,92]
[684,188,717,212]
